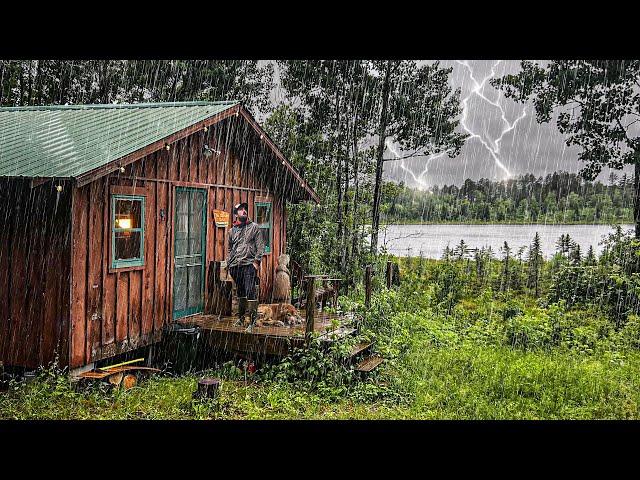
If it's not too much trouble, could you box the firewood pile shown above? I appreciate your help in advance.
[256,303,305,328]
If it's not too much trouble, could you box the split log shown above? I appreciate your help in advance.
[122,374,137,390]
[108,372,124,386]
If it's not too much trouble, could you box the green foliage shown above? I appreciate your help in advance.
[0,60,275,113]
[493,60,640,181]
[549,227,640,324]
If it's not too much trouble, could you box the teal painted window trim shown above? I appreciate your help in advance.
[255,201,272,254]
[111,194,145,269]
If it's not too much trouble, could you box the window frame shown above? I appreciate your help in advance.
[254,201,272,254]
[111,194,146,270]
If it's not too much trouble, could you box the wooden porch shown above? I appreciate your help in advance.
[177,309,356,357]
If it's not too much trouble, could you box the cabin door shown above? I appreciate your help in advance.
[173,187,207,319]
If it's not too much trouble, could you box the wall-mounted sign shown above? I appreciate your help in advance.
[213,209,230,227]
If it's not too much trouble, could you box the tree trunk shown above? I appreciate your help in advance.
[27,60,33,105]
[19,62,25,106]
[335,85,344,272]
[340,117,351,274]
[370,61,393,256]
[0,61,5,104]
[350,133,361,285]
[635,159,640,239]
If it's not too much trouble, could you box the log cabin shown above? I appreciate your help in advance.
[0,101,320,371]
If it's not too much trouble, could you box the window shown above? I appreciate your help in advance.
[111,194,145,268]
[255,201,272,253]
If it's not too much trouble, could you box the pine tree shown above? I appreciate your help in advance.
[527,232,543,297]
[570,243,582,265]
[584,245,597,266]
[500,241,512,292]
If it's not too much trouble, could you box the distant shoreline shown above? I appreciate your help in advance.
[378,220,634,227]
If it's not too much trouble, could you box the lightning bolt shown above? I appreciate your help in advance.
[385,138,452,192]
[456,60,527,179]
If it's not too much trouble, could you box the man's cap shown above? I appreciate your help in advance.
[233,202,249,214]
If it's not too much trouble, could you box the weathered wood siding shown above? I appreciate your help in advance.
[68,118,287,368]
[0,179,71,369]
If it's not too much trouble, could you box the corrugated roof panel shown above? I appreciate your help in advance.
[0,101,238,178]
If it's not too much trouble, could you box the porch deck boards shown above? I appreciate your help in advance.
[177,310,351,357]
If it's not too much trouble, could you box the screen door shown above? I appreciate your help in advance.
[173,187,207,319]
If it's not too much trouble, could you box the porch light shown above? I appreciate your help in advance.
[203,144,220,158]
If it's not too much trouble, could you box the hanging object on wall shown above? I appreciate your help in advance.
[213,209,229,227]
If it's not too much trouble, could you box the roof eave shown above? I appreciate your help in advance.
[74,104,240,188]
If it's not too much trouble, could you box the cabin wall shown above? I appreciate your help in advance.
[0,179,71,369]
[69,119,287,368]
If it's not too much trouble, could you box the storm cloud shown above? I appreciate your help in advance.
[385,60,634,188]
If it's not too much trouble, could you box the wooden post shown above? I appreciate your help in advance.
[386,261,392,289]
[305,276,316,341]
[365,265,372,309]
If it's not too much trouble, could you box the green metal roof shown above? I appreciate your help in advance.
[0,101,239,179]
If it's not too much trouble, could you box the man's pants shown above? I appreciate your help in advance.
[229,264,258,300]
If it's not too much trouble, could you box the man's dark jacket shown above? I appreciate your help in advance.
[227,220,266,269]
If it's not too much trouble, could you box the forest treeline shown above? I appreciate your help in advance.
[380,171,635,224]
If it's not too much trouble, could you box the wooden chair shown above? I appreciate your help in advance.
[290,259,342,311]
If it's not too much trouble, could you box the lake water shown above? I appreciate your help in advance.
[379,224,635,259]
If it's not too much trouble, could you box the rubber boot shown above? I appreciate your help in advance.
[235,297,247,326]
[245,300,259,332]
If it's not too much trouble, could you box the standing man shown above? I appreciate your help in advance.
[227,202,265,332]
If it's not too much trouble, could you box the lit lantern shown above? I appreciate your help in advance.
[117,217,132,229]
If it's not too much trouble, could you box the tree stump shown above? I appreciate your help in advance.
[193,377,221,400]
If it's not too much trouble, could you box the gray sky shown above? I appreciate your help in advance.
[268,60,634,188]
[385,60,634,188]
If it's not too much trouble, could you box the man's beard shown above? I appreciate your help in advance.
[238,214,248,223]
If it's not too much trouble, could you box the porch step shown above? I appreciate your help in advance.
[349,341,374,358]
[318,327,357,342]
[355,355,384,373]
